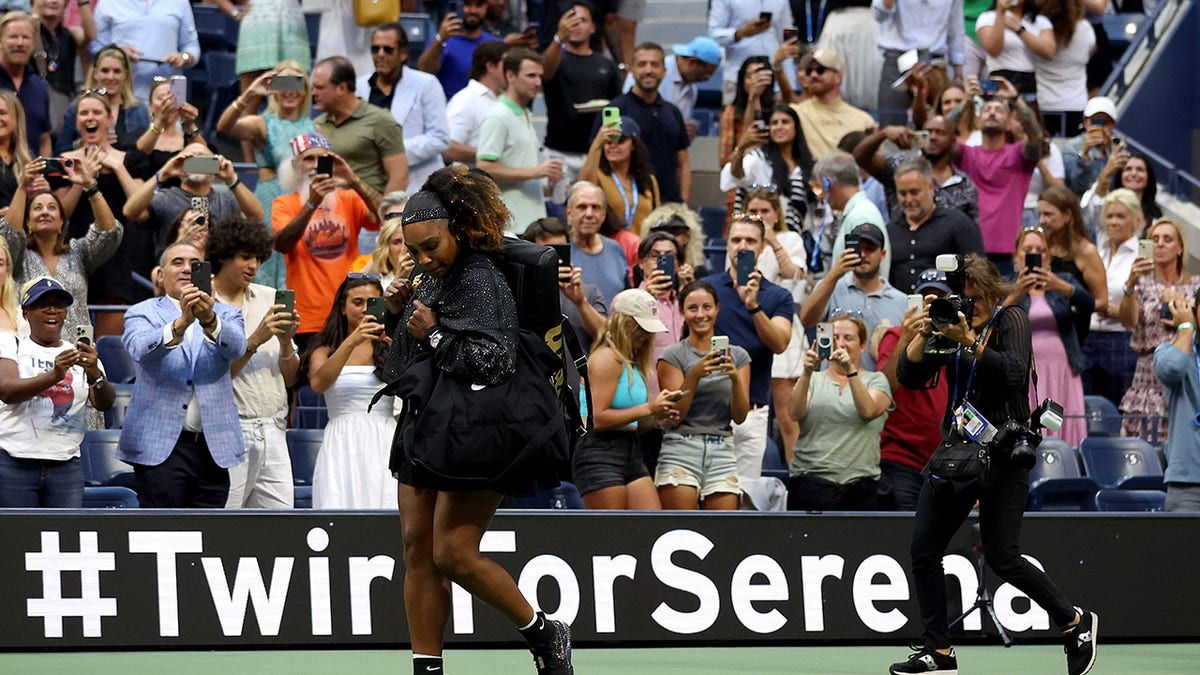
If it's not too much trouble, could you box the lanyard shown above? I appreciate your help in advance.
[950,307,1001,409]
[613,176,639,229]
[805,0,829,43]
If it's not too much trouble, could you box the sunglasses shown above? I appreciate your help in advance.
[81,87,109,97]
[828,307,865,319]
[1021,225,1046,234]
[746,183,778,195]
[804,66,831,76]
[347,272,382,281]
[370,45,397,55]
[729,211,763,222]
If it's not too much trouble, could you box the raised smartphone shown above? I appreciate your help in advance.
[169,75,188,105]
[1138,238,1154,260]
[710,335,730,355]
[274,288,295,316]
[190,260,212,296]
[271,74,305,92]
[816,322,833,359]
[1024,252,1043,272]
[656,252,676,285]
[551,243,571,267]
[182,155,220,175]
[316,154,334,176]
[74,324,94,346]
[906,294,924,314]
[601,105,621,127]
[366,295,386,324]
[736,249,755,286]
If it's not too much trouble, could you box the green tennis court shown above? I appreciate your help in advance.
[4,643,1198,674]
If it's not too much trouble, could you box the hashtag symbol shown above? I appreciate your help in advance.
[25,531,117,638]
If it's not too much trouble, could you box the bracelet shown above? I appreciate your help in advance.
[245,342,258,355]
[846,371,859,378]
[434,33,445,45]
[554,34,564,48]
[748,305,763,314]
[149,122,164,135]
[1016,25,1027,36]
[227,175,241,190]
[305,199,320,211]
[280,351,299,361]
[83,184,100,198]
[1178,322,1195,331]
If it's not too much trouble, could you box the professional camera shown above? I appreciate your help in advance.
[989,398,1064,470]
[928,295,975,329]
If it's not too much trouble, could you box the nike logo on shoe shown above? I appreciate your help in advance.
[425,667,442,672]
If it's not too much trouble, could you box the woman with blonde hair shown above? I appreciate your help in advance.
[134,77,204,169]
[359,191,413,290]
[0,91,32,211]
[642,203,707,276]
[0,237,24,335]
[574,288,683,510]
[216,61,317,288]
[57,44,150,153]
[1082,188,1144,405]
[1118,218,1200,439]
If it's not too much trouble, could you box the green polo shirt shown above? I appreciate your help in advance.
[316,99,406,194]
[476,95,546,234]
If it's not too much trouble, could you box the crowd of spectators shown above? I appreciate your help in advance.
[0,0,1195,513]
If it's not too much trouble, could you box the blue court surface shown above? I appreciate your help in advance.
[3,644,1199,674]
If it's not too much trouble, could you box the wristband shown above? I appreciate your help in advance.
[1178,322,1195,331]
[434,33,445,45]
[305,199,320,211]
[554,34,564,48]
[1016,25,1027,35]
[846,371,859,378]
[228,175,241,190]
[83,184,100,198]
[748,305,763,315]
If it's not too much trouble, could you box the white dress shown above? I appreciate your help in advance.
[312,366,398,509]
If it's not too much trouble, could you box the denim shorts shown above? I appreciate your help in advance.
[571,429,648,496]
[655,433,741,498]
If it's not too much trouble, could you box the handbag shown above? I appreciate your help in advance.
[353,0,400,27]
[923,433,990,492]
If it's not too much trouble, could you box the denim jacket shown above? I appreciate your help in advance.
[1015,272,1095,375]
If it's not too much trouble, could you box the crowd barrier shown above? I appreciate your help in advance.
[2,510,1196,649]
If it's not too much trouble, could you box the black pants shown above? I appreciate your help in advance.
[787,473,878,511]
[134,431,229,508]
[910,462,1076,649]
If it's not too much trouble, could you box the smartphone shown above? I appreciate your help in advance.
[906,294,924,314]
[274,288,295,317]
[913,130,930,149]
[74,324,94,346]
[816,322,833,359]
[314,154,333,176]
[271,74,305,92]
[667,390,691,403]
[1138,238,1154,260]
[844,233,862,257]
[190,260,212,296]
[551,243,571,267]
[524,21,540,34]
[182,155,221,175]
[754,108,769,131]
[366,295,386,324]
[980,79,1000,95]
[169,74,187,105]
[759,11,773,22]
[601,106,621,127]
[42,157,73,178]
[783,27,798,42]
[710,335,730,355]
[656,252,676,285]
[1024,252,1043,272]
[736,249,755,286]
[1111,136,1125,149]
[190,195,209,217]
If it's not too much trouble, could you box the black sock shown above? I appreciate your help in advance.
[413,656,443,673]
[518,611,551,644]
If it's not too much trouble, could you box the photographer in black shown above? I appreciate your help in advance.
[889,254,1098,675]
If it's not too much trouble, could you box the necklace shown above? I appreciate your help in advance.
[38,24,61,73]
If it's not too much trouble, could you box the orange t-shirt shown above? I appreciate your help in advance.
[272,190,378,334]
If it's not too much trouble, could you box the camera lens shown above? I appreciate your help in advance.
[928,298,957,327]
[1010,442,1036,471]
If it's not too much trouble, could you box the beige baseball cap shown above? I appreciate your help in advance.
[611,289,668,333]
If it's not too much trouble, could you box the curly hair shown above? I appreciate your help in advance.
[598,135,658,216]
[421,164,509,251]
[206,215,273,274]
[642,203,705,270]
[302,277,387,380]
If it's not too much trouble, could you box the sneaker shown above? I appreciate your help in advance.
[1063,607,1099,675]
[889,645,958,674]
[529,618,573,675]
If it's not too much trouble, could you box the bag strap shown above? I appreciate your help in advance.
[559,316,593,431]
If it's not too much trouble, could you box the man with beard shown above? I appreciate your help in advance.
[947,76,1042,274]
[801,222,906,370]
[0,12,51,156]
[123,143,264,251]
[884,157,983,294]
[270,133,381,350]
[540,1,622,201]
[595,42,690,203]
[789,48,875,160]
[31,0,96,134]
[852,115,980,225]
[356,22,450,190]
[418,0,503,98]
[476,48,560,233]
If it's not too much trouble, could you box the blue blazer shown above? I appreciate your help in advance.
[117,297,247,468]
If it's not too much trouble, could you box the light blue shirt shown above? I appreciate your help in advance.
[824,275,907,370]
[871,0,965,67]
[708,0,793,84]
[91,0,200,101]
[830,190,892,283]
[1154,342,1200,485]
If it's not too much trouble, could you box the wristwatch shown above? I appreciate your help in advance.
[427,327,444,349]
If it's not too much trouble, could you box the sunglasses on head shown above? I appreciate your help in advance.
[347,272,382,281]
[370,45,397,54]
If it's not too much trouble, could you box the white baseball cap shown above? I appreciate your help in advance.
[611,289,668,333]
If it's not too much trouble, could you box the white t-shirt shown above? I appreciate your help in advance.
[975,11,1054,73]
[1034,19,1096,112]
[1024,143,1064,209]
[0,336,103,461]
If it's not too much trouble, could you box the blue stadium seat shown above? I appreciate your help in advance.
[762,437,788,482]
[294,385,329,429]
[1079,437,1164,490]
[104,383,134,430]
[286,428,323,486]
[1027,438,1098,511]
[692,108,715,137]
[702,243,726,275]
[192,5,239,52]
[95,335,136,384]
[83,486,140,508]
[502,481,584,509]
[81,429,134,488]
[1083,395,1121,437]
[305,12,320,61]
[1093,488,1167,512]
[399,14,433,63]
[202,51,240,138]
[232,162,259,192]
[698,205,726,243]
[294,485,313,509]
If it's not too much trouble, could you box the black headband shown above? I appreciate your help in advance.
[401,190,450,225]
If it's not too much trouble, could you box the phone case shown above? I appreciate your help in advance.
[736,251,755,285]
[816,323,833,357]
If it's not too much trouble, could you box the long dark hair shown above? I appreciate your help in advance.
[599,134,658,212]
[1109,152,1161,222]
[302,277,387,380]
[731,56,775,115]
[762,104,814,192]
[23,191,70,255]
